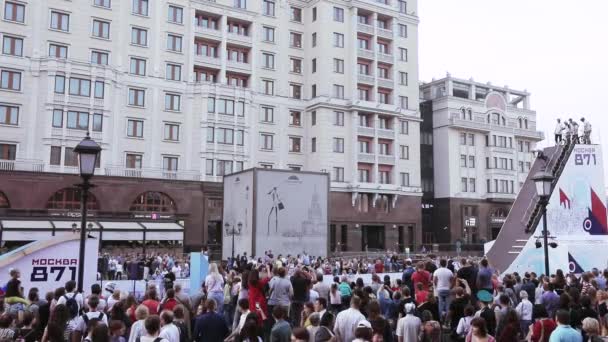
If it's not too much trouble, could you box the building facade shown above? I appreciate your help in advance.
[419,75,544,247]
[0,0,421,251]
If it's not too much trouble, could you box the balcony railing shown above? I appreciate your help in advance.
[226,59,251,71]
[195,26,222,39]
[377,128,394,139]
[377,78,394,89]
[449,118,544,141]
[357,126,375,136]
[377,53,393,63]
[104,166,201,181]
[358,153,375,163]
[0,159,44,172]
[357,23,374,34]
[357,74,374,84]
[378,155,394,165]
[358,49,374,60]
[227,32,252,45]
[194,54,221,67]
[377,28,393,39]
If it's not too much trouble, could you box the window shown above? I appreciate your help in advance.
[91,51,109,65]
[0,105,18,125]
[205,159,214,175]
[359,140,370,153]
[400,121,409,134]
[130,58,146,76]
[333,59,344,73]
[399,72,408,86]
[48,44,68,58]
[289,111,301,126]
[333,7,344,22]
[94,81,104,99]
[263,26,275,42]
[236,130,244,145]
[262,53,274,69]
[311,111,316,125]
[131,27,147,46]
[167,34,182,52]
[289,84,301,99]
[261,107,274,123]
[469,156,475,168]
[2,36,22,56]
[468,133,475,146]
[228,21,248,36]
[377,41,389,54]
[69,78,91,97]
[163,156,178,171]
[263,0,275,16]
[215,127,234,145]
[166,63,181,81]
[290,32,302,48]
[398,0,407,13]
[358,87,370,101]
[333,84,344,99]
[0,70,20,90]
[89,113,102,132]
[227,48,248,62]
[525,141,530,152]
[52,109,63,127]
[0,143,16,160]
[379,142,389,155]
[4,2,25,22]
[379,171,390,184]
[92,20,110,39]
[526,162,531,171]
[379,117,390,129]
[469,178,476,192]
[333,33,344,47]
[66,111,89,130]
[50,146,61,165]
[217,99,236,115]
[217,160,233,176]
[400,172,410,186]
[333,138,344,153]
[50,11,69,31]
[358,62,370,75]
[311,137,316,152]
[358,38,370,50]
[399,96,408,109]
[164,93,181,111]
[262,79,274,95]
[168,5,183,24]
[400,145,409,159]
[333,167,344,182]
[290,7,302,22]
[128,88,145,106]
[399,48,408,61]
[312,7,317,21]
[125,120,144,138]
[312,33,317,47]
[459,133,467,145]
[460,154,467,167]
[161,123,179,141]
[334,111,344,126]
[357,14,369,24]
[358,169,370,182]
[461,177,468,192]
[377,18,389,29]
[234,0,246,9]
[94,0,111,7]
[399,24,408,38]
[132,0,149,16]
[290,58,302,74]
[126,154,143,169]
[289,137,301,152]
[260,133,273,150]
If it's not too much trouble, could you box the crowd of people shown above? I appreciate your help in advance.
[2,252,608,341]
[554,117,593,145]
[96,253,190,281]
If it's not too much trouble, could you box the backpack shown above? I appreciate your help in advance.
[64,294,80,319]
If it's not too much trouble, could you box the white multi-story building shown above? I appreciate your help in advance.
[0,0,421,251]
[419,75,544,245]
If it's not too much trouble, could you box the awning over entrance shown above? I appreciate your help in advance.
[0,220,183,242]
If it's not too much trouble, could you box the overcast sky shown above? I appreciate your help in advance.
[418,0,608,182]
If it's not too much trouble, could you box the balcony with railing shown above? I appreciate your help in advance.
[104,166,201,181]
[377,52,393,64]
[358,74,374,84]
[357,23,374,34]
[0,159,44,172]
[358,49,375,60]
[357,126,375,137]
[377,78,393,89]
[358,153,375,163]
[377,28,393,39]
[194,54,221,68]
[377,128,394,139]
[377,154,394,165]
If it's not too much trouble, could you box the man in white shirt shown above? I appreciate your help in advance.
[159,310,180,342]
[581,117,592,144]
[516,291,533,333]
[72,295,108,342]
[334,296,365,342]
[433,259,454,323]
[554,118,564,145]
[56,280,84,312]
[396,303,421,342]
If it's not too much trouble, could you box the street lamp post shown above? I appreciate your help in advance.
[225,222,242,267]
[532,170,555,277]
[73,133,101,293]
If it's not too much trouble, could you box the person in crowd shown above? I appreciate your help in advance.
[306,313,321,342]
[329,283,342,314]
[540,283,560,321]
[205,263,226,315]
[248,266,271,328]
[433,259,454,323]
[128,305,149,342]
[367,300,392,342]
[582,317,603,342]
[516,290,534,336]
[160,289,179,312]
[268,267,293,322]
[313,274,330,303]
[448,287,470,337]
[139,315,169,342]
[528,304,556,342]
[581,117,592,144]
[496,309,520,342]
[475,290,497,336]
[549,309,582,342]
[554,118,564,144]
[396,303,420,342]
[270,306,291,342]
[192,299,228,342]
[315,312,335,342]
[291,327,310,342]
[466,317,495,342]
[110,320,127,342]
[334,296,365,342]
[476,260,494,295]
[172,305,189,342]
[291,270,312,325]
[159,310,180,342]
[353,320,373,342]
[142,288,160,316]
[456,305,475,341]
[420,320,441,342]
[301,303,315,328]
[73,295,108,342]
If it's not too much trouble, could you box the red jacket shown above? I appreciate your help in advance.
[248,277,271,324]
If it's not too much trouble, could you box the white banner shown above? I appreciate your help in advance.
[0,233,99,295]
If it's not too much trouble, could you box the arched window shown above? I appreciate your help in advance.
[46,187,99,210]
[518,118,523,128]
[501,116,506,126]
[524,119,528,129]
[0,191,9,208]
[130,192,177,213]
[460,107,466,119]
[467,108,473,120]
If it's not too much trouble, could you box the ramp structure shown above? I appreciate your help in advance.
[486,144,607,274]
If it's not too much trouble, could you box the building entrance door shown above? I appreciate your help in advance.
[362,225,385,251]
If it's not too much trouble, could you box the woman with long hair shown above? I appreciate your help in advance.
[110,301,131,337]
[205,263,226,315]
[125,295,138,323]
[248,266,271,326]
[466,317,495,342]
[41,304,70,342]
[496,309,520,342]
[527,304,556,342]
[367,300,392,342]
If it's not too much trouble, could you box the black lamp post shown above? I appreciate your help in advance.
[73,133,101,293]
[225,222,242,267]
[532,170,555,276]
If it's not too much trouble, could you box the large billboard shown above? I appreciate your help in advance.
[505,145,608,274]
[0,234,99,295]
[223,169,329,258]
